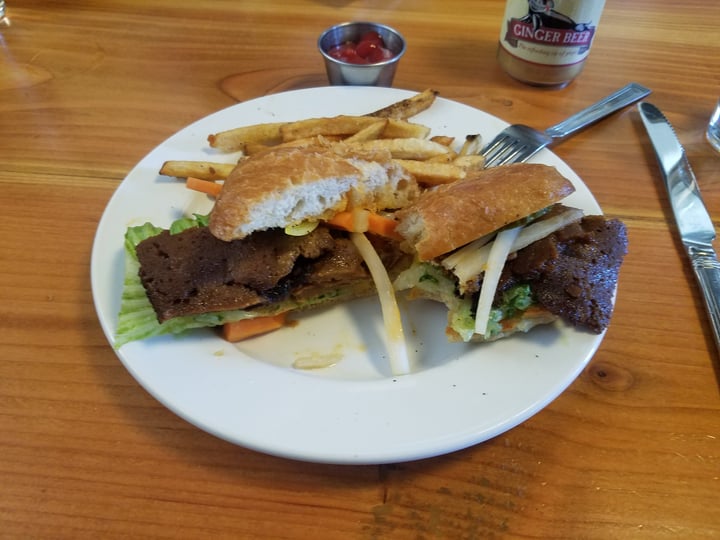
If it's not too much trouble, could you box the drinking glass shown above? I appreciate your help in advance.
[0,0,8,26]
[707,100,720,153]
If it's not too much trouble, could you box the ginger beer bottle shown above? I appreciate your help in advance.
[497,0,606,87]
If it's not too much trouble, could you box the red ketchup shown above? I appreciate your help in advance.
[327,31,394,64]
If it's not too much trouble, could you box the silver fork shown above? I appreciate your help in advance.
[481,82,651,168]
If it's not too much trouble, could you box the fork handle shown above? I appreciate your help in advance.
[544,83,651,140]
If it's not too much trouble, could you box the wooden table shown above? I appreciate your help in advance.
[2,1,719,537]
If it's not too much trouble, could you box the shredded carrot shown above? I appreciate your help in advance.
[326,210,367,233]
[222,313,288,342]
[186,176,223,197]
[367,213,401,239]
[327,210,401,240]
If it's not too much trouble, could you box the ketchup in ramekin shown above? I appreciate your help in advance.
[327,31,395,65]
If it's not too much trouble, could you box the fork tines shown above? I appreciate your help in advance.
[480,125,551,168]
[481,135,530,168]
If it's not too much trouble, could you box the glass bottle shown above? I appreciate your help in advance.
[497,0,606,88]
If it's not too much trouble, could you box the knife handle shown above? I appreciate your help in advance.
[688,245,720,356]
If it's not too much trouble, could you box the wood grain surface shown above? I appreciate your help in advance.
[1,1,719,538]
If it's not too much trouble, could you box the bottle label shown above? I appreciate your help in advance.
[499,0,605,66]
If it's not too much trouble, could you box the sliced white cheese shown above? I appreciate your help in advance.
[446,207,585,291]
[474,225,523,337]
[350,232,410,375]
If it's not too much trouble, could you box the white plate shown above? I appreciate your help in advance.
[92,87,604,464]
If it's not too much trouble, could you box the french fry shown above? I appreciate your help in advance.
[281,115,433,143]
[280,115,380,142]
[344,119,388,143]
[208,122,286,152]
[393,159,466,185]
[426,151,458,164]
[206,91,440,152]
[244,135,342,156]
[348,138,452,160]
[382,118,431,139]
[369,88,438,119]
[159,160,235,181]
[430,135,455,147]
[243,142,273,156]
[453,154,486,171]
[458,133,483,156]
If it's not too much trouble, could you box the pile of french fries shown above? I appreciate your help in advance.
[159,89,484,188]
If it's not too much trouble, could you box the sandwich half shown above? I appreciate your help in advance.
[393,163,628,342]
[115,144,418,348]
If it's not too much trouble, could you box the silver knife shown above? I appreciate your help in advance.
[638,101,720,355]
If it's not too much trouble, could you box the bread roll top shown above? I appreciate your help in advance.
[209,145,417,241]
[394,163,575,261]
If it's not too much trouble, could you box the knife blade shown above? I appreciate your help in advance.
[638,101,720,355]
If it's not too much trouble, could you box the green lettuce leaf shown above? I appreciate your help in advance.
[484,284,534,339]
[394,262,535,342]
[114,215,257,348]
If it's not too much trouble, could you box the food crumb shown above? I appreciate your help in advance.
[293,344,343,370]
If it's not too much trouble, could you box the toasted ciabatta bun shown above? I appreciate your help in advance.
[394,163,575,261]
[209,145,418,241]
